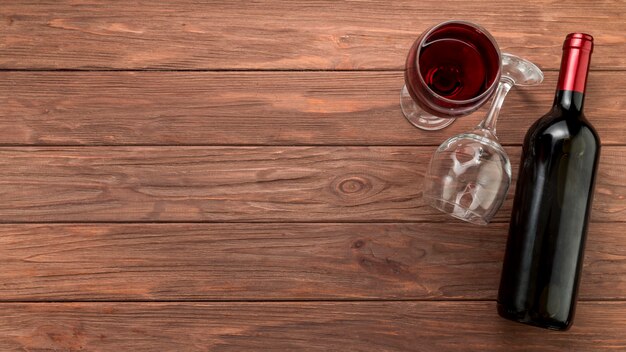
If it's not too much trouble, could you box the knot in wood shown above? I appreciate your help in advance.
[338,177,368,194]
[331,175,373,196]
[328,173,385,206]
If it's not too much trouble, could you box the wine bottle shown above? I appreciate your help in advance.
[497,33,600,330]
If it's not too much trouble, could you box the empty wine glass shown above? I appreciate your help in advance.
[424,53,544,224]
[401,20,501,130]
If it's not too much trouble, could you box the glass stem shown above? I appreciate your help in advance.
[478,78,514,135]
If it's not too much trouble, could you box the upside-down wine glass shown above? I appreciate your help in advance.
[423,53,544,224]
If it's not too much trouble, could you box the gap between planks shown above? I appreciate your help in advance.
[0,68,625,72]
[0,298,622,303]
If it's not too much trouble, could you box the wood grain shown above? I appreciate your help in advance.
[1,302,625,351]
[0,223,623,301]
[0,147,622,222]
[1,1,624,70]
[2,71,625,146]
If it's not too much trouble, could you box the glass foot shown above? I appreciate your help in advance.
[501,53,544,86]
[400,85,455,130]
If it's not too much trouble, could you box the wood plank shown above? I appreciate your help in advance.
[1,71,624,146]
[0,147,622,222]
[0,223,623,301]
[0,302,625,351]
[1,1,624,70]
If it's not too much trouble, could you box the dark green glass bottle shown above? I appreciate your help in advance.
[497,33,600,330]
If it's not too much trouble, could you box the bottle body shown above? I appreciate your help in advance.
[497,91,600,330]
[497,33,599,330]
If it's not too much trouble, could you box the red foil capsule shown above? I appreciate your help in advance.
[557,33,594,93]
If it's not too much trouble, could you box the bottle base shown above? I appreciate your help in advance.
[497,302,572,331]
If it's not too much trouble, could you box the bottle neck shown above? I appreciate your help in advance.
[554,33,593,115]
[553,90,585,114]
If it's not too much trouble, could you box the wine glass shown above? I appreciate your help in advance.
[401,20,501,130]
[424,53,544,224]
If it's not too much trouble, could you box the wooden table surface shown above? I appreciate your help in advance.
[1,1,625,351]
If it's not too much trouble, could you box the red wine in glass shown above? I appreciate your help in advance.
[401,21,501,129]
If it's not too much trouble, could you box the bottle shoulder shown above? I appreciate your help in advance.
[578,113,601,145]
[524,109,600,148]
